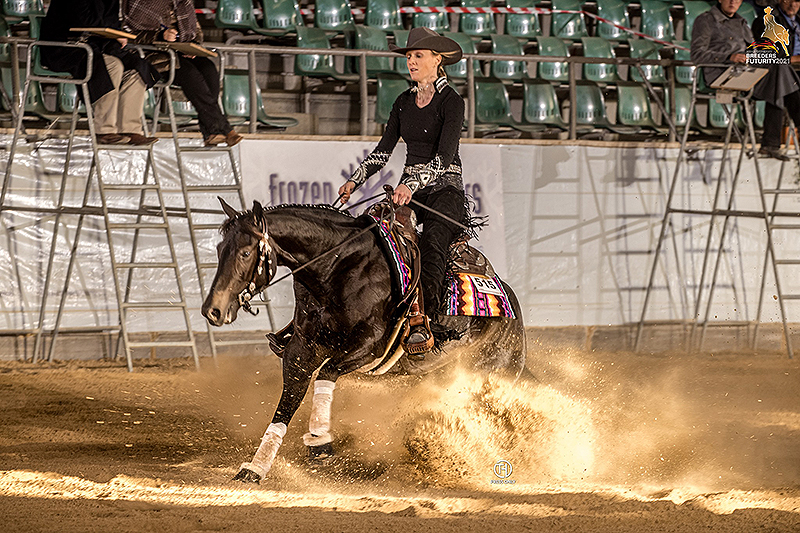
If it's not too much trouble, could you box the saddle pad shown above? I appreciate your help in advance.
[369,214,411,296]
[445,273,516,318]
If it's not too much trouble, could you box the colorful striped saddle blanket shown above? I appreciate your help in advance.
[368,214,515,319]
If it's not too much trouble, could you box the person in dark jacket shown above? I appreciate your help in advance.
[692,0,800,158]
[39,0,159,145]
[122,0,242,147]
[338,27,465,356]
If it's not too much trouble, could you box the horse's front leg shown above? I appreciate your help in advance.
[234,354,318,483]
[303,363,340,460]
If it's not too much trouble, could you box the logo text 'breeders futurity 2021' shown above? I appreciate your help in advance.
[747,7,791,65]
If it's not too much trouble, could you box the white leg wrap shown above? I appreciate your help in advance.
[303,380,335,447]
[240,422,287,478]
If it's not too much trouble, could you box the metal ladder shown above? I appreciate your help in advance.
[153,62,275,362]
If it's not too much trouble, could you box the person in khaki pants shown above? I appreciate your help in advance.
[39,0,160,145]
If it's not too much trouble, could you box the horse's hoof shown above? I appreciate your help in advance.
[308,442,334,462]
[232,468,261,484]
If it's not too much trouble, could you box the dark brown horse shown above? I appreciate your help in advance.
[202,199,526,482]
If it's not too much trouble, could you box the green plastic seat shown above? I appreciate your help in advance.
[708,98,736,129]
[755,100,765,129]
[574,80,639,133]
[595,0,629,41]
[413,0,449,32]
[682,1,712,42]
[0,15,10,64]
[1,67,49,116]
[737,2,757,25]
[665,85,693,128]
[459,0,495,38]
[551,0,587,40]
[673,40,695,86]
[375,73,410,123]
[222,69,298,129]
[443,31,479,79]
[172,98,198,118]
[56,83,85,114]
[474,77,542,132]
[392,30,410,76]
[315,0,356,32]
[256,0,302,35]
[616,81,661,130]
[295,26,359,80]
[2,0,43,20]
[505,0,541,40]
[491,34,527,80]
[640,0,674,42]
[215,0,257,31]
[366,0,403,31]
[628,39,665,85]
[535,36,569,82]
[355,25,393,76]
[581,36,619,83]
[523,79,566,129]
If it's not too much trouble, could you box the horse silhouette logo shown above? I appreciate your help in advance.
[760,6,790,56]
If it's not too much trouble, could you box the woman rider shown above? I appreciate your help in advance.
[338,27,466,355]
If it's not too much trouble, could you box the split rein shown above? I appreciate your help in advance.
[236,186,470,315]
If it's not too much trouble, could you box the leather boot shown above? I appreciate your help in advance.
[404,294,433,359]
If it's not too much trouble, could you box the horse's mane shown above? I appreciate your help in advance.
[220,203,357,235]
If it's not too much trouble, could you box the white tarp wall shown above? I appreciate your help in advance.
[0,137,796,336]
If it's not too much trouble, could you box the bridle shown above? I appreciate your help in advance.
[236,217,277,316]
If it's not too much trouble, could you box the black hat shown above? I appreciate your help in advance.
[389,27,463,65]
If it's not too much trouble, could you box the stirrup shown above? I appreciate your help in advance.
[403,314,434,357]
[266,322,294,357]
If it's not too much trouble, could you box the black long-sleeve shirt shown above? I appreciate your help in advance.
[350,77,465,193]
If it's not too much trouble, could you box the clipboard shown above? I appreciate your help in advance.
[70,27,137,40]
[710,65,769,91]
[154,41,218,58]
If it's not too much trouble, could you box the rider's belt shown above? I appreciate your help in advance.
[402,163,462,192]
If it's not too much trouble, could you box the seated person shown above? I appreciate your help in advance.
[122,0,243,147]
[39,0,160,145]
[692,0,800,159]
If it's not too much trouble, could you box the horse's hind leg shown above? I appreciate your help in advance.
[304,364,340,461]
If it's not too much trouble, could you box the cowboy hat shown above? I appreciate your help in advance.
[389,27,463,65]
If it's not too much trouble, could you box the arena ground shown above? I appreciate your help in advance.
[0,346,799,532]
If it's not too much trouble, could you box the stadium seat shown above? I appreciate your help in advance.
[639,0,675,42]
[550,0,587,40]
[1,67,50,117]
[616,81,661,131]
[256,0,303,36]
[523,79,567,129]
[581,36,619,84]
[222,69,299,129]
[737,2,757,25]
[535,36,569,82]
[595,0,630,41]
[682,0,712,42]
[1,0,43,20]
[442,31,479,79]
[215,0,257,31]
[412,0,450,32]
[295,26,359,80]
[0,15,10,65]
[665,84,693,129]
[755,100,765,129]
[505,0,541,40]
[392,29,409,75]
[574,80,637,133]
[628,39,665,85]
[315,0,356,32]
[56,83,85,114]
[375,73,410,123]
[473,77,542,132]
[355,25,393,76]
[459,0,496,38]
[366,0,403,31]
[491,34,528,80]
[673,40,695,86]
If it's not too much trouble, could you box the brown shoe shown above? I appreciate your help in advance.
[225,130,244,147]
[204,133,226,147]
[404,314,434,359]
[96,133,126,145]
[125,133,158,146]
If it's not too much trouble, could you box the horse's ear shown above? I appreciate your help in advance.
[219,197,239,220]
[252,201,266,230]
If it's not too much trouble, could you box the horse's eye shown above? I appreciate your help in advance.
[242,251,251,258]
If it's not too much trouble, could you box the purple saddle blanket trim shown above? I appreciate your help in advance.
[369,214,412,296]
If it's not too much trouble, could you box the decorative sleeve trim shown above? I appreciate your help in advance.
[349,150,392,188]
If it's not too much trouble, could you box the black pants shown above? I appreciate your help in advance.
[410,185,466,315]
[762,90,800,148]
[173,56,231,139]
